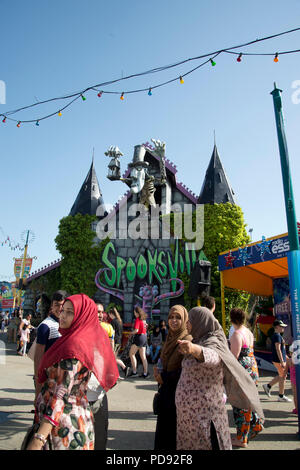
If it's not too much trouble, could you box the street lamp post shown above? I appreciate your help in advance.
[271,83,300,438]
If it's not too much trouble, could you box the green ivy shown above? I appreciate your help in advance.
[54,214,108,297]
[169,203,251,330]
[203,203,251,330]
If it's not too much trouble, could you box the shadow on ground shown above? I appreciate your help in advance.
[107,428,155,450]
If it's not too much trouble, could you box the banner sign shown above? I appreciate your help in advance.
[14,259,23,280]
[0,282,24,310]
[2,299,14,308]
[218,234,293,272]
[273,277,292,343]
[101,239,198,291]
[23,258,33,279]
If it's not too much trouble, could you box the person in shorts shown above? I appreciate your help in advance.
[263,319,292,402]
[128,307,149,378]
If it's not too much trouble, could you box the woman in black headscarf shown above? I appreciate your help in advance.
[153,305,192,450]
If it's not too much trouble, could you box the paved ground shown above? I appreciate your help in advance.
[1,331,300,451]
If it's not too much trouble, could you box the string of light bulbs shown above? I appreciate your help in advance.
[1,27,300,127]
[0,274,16,281]
[0,227,24,251]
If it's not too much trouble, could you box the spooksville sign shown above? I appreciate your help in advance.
[98,239,201,291]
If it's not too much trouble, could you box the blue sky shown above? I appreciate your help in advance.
[1,0,300,280]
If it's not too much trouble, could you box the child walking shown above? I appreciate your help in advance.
[20,324,30,356]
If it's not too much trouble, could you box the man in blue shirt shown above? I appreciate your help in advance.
[263,319,292,402]
[34,290,69,401]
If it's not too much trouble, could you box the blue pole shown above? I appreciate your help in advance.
[271,83,300,437]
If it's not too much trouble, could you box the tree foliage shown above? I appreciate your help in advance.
[55,214,108,297]
[171,203,251,331]
[203,203,251,330]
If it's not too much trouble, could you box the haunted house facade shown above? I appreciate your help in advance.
[25,142,235,323]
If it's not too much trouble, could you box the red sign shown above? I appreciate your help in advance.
[2,299,14,308]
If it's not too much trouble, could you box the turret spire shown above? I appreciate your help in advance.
[198,145,236,205]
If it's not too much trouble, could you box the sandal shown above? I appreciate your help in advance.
[231,437,248,448]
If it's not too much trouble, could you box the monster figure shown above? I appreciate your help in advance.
[94,268,184,320]
[136,285,160,317]
[106,146,124,181]
[105,139,167,210]
[134,281,184,319]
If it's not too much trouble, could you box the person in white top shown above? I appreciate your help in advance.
[20,324,30,356]
[19,313,32,335]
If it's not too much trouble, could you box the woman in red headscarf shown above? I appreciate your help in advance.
[27,294,119,450]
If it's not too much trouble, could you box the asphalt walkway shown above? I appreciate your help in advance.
[1,331,300,451]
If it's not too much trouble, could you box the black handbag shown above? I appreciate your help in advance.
[153,389,161,415]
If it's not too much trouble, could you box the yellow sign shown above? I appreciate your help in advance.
[23,258,33,279]
[14,259,23,280]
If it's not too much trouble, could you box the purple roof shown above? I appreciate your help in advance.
[27,259,61,282]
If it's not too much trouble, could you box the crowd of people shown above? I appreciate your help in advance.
[2,291,169,451]
[152,296,297,451]
[1,291,297,451]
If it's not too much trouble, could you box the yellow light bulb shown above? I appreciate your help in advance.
[180,76,184,84]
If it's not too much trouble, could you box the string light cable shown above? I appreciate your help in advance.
[0,226,25,251]
[1,27,300,126]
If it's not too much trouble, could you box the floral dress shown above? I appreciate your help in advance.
[175,347,232,450]
[232,334,263,444]
[36,358,95,450]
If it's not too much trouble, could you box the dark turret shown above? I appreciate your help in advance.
[198,145,236,204]
[69,161,106,216]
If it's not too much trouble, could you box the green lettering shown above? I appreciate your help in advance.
[157,251,167,278]
[185,244,191,275]
[126,257,136,283]
[116,256,127,288]
[137,254,148,279]
[147,249,162,284]
[168,239,179,291]
[191,248,197,268]
[179,254,185,273]
[198,250,208,261]
[102,242,116,287]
